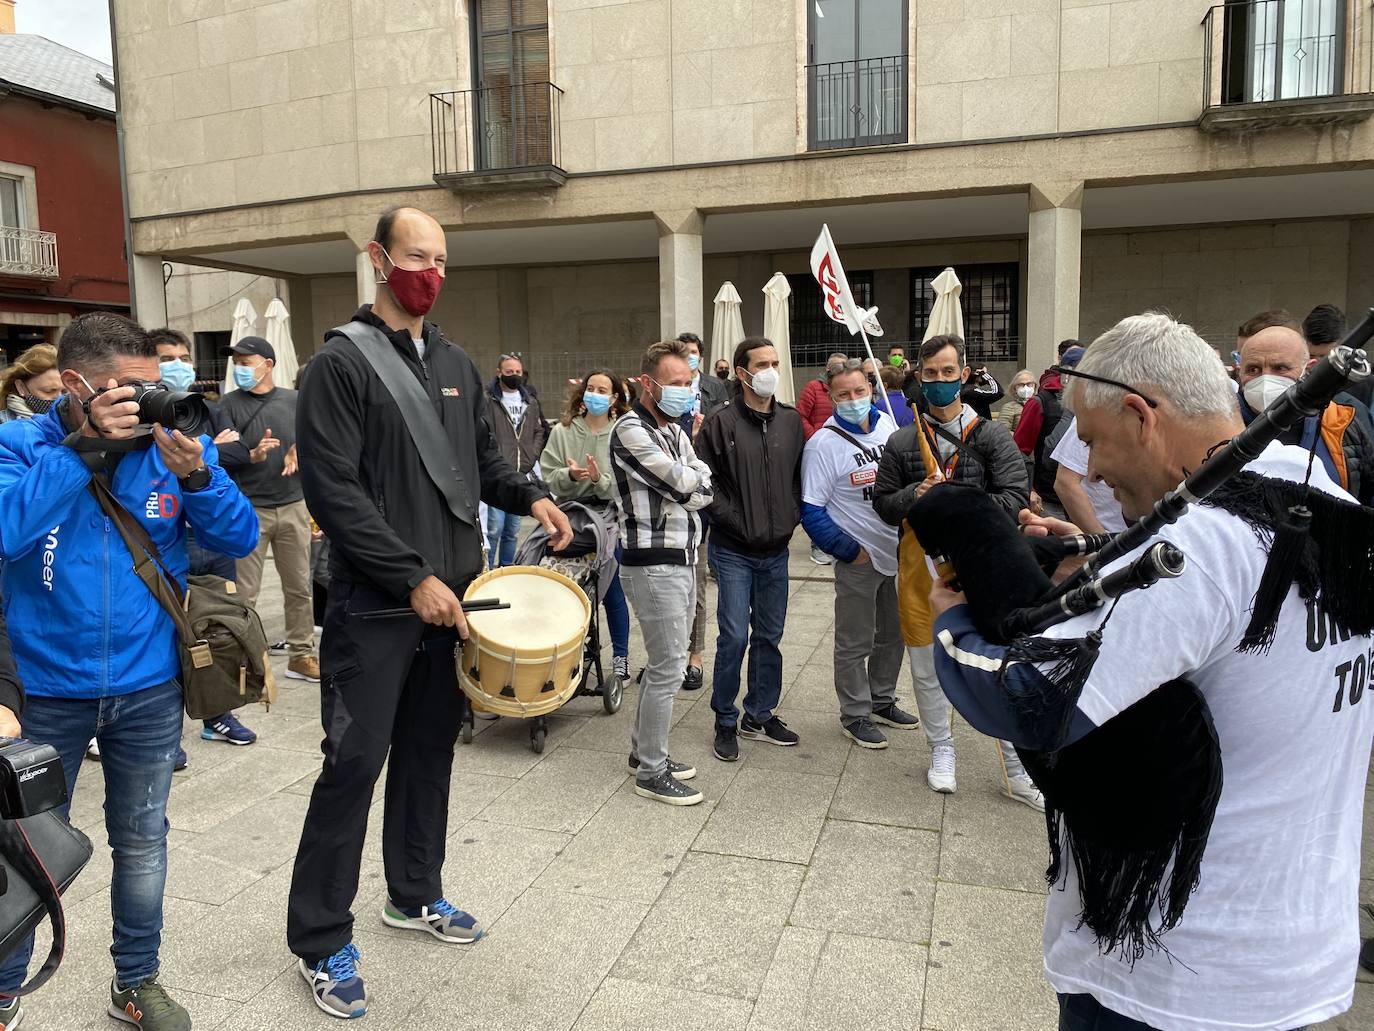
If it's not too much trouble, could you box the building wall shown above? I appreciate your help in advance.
[163,262,286,342]
[1080,220,1352,350]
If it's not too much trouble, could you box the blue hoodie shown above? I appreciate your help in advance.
[0,404,259,699]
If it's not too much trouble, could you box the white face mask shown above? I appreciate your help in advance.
[747,367,780,398]
[1242,373,1293,412]
[1015,385,1034,401]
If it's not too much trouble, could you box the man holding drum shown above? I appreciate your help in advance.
[289,205,571,1018]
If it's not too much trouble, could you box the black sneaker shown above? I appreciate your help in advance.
[0,996,22,1029]
[633,771,703,806]
[871,703,920,729]
[713,725,739,762]
[740,715,799,747]
[841,718,889,749]
[628,754,697,781]
[1361,936,1374,975]
[268,639,289,654]
[681,665,704,691]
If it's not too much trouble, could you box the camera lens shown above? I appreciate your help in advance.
[138,385,207,434]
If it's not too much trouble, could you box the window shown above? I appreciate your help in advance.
[1221,0,1345,104]
[807,0,908,150]
[0,177,22,229]
[471,0,553,169]
[909,264,1019,364]
[786,270,873,366]
[194,331,230,385]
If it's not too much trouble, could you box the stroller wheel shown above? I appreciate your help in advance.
[603,674,623,715]
[531,725,547,753]
[460,723,473,745]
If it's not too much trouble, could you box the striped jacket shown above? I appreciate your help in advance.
[610,402,714,566]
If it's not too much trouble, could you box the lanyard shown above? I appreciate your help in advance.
[921,415,978,479]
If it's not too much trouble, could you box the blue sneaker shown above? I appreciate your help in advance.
[381,897,483,944]
[174,747,188,771]
[201,713,257,746]
[298,942,366,1019]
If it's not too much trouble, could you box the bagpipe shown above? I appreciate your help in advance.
[903,310,1374,963]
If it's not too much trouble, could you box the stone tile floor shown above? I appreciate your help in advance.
[22,536,1374,1029]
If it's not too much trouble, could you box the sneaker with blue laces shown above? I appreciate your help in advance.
[298,942,366,1019]
[381,898,483,944]
[201,713,257,746]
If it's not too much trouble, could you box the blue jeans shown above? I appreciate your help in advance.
[708,542,790,729]
[603,545,629,658]
[485,508,521,568]
[0,679,182,991]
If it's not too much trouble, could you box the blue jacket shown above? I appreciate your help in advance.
[0,404,259,699]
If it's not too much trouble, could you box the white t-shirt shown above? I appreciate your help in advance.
[1049,418,1126,532]
[801,411,899,575]
[412,336,427,362]
[501,389,526,428]
[1039,442,1374,1031]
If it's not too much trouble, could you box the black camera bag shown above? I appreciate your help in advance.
[0,813,93,994]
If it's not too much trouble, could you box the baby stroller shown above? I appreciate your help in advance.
[458,500,625,752]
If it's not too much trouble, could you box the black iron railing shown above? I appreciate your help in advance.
[1202,0,1372,109]
[430,82,564,178]
[806,55,908,151]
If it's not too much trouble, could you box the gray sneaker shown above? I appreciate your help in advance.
[627,754,697,780]
[634,771,704,806]
[109,973,190,1030]
[841,718,889,750]
[0,996,22,1029]
[871,703,920,729]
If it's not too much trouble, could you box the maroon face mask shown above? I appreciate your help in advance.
[380,248,443,317]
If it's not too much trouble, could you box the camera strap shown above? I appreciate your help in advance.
[0,818,70,997]
[331,322,476,526]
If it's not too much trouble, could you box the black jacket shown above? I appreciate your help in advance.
[872,414,1030,528]
[298,306,546,599]
[694,387,804,555]
[0,598,23,716]
[485,378,548,475]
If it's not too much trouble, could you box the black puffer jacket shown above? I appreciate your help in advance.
[694,388,804,555]
[872,414,1030,527]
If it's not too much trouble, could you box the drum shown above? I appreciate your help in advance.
[457,566,591,719]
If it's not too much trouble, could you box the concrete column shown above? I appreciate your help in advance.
[129,254,167,328]
[1026,182,1084,375]
[656,209,703,341]
[355,249,377,307]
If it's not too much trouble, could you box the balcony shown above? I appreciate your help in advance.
[429,83,566,193]
[0,226,58,279]
[1200,0,1374,132]
[806,55,908,151]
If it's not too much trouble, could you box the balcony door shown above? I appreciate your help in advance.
[807,0,907,150]
[472,0,551,169]
[1222,0,1345,103]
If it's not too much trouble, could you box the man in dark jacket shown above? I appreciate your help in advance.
[288,205,570,1019]
[676,332,728,427]
[484,352,548,567]
[872,334,1042,811]
[695,337,805,761]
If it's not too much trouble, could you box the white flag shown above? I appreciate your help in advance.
[809,224,865,336]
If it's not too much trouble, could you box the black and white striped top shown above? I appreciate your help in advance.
[610,404,714,566]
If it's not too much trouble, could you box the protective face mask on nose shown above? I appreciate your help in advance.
[160,360,196,392]
[922,379,962,408]
[687,354,700,373]
[583,392,611,416]
[748,368,780,398]
[835,398,872,425]
[379,246,444,318]
[233,365,261,391]
[1015,385,1034,402]
[1243,374,1293,412]
[653,381,695,418]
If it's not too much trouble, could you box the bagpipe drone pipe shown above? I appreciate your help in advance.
[901,310,1374,962]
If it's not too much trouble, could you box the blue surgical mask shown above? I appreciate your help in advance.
[654,381,695,419]
[583,391,611,416]
[233,364,261,390]
[687,354,700,373]
[160,360,196,392]
[835,398,872,426]
[921,379,962,408]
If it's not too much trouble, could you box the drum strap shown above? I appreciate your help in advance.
[332,321,476,526]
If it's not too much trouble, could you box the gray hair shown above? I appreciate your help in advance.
[1072,313,1236,418]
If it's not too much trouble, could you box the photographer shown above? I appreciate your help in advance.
[0,312,258,1031]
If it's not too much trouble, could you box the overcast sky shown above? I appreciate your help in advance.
[17,0,113,64]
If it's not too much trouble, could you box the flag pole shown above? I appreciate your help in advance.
[856,326,896,421]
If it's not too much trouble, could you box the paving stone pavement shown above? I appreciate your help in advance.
[23,534,1374,1030]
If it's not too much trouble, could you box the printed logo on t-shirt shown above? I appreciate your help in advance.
[145,491,179,520]
[849,468,877,488]
[1309,598,1374,713]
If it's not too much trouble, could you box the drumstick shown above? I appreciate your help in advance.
[360,600,510,620]
[916,423,942,481]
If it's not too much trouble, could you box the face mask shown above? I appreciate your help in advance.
[747,367,779,398]
[379,246,443,318]
[922,379,962,408]
[1015,385,1034,402]
[1242,373,1293,412]
[889,355,904,367]
[583,391,611,416]
[233,364,261,391]
[687,354,700,373]
[21,394,55,415]
[835,397,872,425]
[653,380,695,419]
[715,369,729,381]
[160,360,196,392]
[500,374,523,390]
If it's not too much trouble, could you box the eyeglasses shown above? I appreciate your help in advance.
[1055,366,1160,409]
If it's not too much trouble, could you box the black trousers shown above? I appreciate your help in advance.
[286,579,465,965]
[1058,994,1306,1031]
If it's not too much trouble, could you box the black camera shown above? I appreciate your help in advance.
[0,739,67,819]
[88,381,208,435]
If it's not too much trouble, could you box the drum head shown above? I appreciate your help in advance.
[465,567,589,648]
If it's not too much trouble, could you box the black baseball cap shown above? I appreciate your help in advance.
[227,336,275,362]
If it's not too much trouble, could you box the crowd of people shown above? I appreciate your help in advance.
[0,200,1370,1031]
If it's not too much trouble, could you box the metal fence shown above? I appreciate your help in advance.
[806,55,908,150]
[0,226,58,279]
[430,82,564,179]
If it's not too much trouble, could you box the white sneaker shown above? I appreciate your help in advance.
[1005,773,1045,812]
[809,546,833,566]
[927,744,956,793]
[86,738,100,761]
